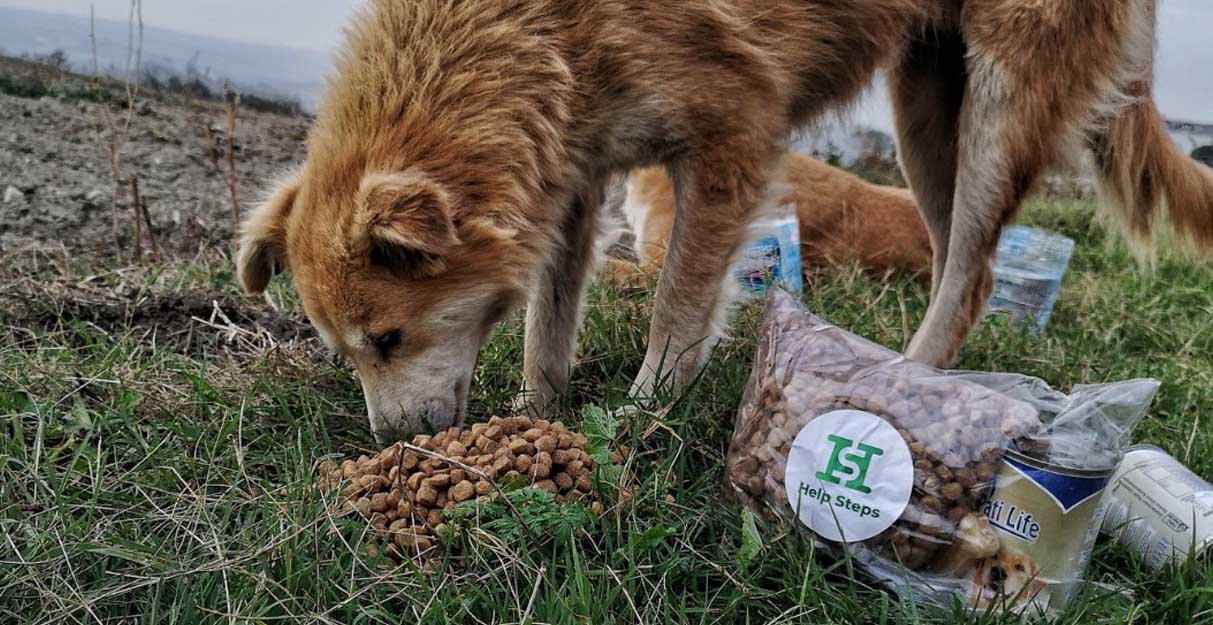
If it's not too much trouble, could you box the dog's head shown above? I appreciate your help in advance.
[237,168,530,441]
[970,546,1048,609]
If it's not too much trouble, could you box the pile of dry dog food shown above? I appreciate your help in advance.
[318,415,603,561]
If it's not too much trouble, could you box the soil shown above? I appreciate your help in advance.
[3,286,314,356]
[0,57,312,257]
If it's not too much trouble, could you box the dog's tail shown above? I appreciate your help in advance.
[1091,82,1213,256]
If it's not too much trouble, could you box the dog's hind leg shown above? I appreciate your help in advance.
[904,67,1045,367]
[906,1,1136,366]
[631,143,785,400]
[889,27,967,302]
[520,180,607,415]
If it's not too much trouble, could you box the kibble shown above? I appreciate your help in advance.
[318,415,606,563]
[451,480,475,502]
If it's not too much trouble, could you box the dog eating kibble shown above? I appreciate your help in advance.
[318,415,606,562]
[237,0,1213,440]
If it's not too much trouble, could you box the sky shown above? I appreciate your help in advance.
[0,0,366,51]
[1,0,1210,126]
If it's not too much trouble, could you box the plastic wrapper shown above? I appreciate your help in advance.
[726,290,1158,611]
[987,225,1075,333]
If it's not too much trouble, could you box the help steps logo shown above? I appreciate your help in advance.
[785,410,914,542]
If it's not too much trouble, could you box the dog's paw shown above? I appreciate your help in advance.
[606,401,647,423]
[511,386,557,419]
[628,364,665,403]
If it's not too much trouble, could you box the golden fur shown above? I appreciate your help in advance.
[237,0,1213,437]
[1094,80,1213,254]
[606,152,933,285]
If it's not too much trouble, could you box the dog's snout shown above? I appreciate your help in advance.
[356,354,474,443]
[989,566,1006,586]
[368,396,458,444]
[415,397,458,432]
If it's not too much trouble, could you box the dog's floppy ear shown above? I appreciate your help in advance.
[355,169,459,274]
[237,174,301,294]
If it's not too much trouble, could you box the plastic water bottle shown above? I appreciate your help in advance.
[987,226,1076,333]
[733,202,803,298]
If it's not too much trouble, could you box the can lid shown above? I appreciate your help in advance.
[1004,448,1117,479]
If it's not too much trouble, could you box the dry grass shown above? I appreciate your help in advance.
[223,82,241,238]
[89,0,144,247]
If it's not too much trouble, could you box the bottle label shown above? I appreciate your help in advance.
[735,205,802,296]
[735,236,783,294]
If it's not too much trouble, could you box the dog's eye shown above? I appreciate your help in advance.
[1015,564,1025,573]
[372,329,403,356]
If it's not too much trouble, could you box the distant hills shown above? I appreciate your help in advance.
[0,6,331,109]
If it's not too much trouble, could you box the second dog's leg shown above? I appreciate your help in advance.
[521,182,606,414]
[632,149,784,399]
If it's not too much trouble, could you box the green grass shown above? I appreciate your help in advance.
[2,197,1212,624]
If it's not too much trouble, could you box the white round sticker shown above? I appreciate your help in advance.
[784,410,913,542]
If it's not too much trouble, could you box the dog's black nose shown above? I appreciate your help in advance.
[414,397,457,433]
[370,397,461,444]
[989,566,1006,585]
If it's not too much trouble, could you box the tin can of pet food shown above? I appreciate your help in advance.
[975,450,1114,612]
[1100,445,1213,568]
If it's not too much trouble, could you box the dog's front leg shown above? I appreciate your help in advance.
[632,149,785,400]
[519,181,607,416]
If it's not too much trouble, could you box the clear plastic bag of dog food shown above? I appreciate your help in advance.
[726,289,1157,613]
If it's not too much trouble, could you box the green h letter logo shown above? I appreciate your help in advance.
[816,434,884,494]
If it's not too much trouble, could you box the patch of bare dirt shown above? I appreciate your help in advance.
[0,57,311,257]
[3,286,314,356]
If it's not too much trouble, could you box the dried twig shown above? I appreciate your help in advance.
[128,176,161,264]
[521,564,547,623]
[90,1,144,248]
[223,82,240,236]
[206,123,221,172]
[124,0,144,105]
[141,191,162,263]
[88,6,99,78]
[130,177,143,261]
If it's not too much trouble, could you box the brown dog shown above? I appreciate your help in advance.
[237,0,1213,439]
[606,152,933,285]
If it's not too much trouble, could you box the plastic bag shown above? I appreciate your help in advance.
[726,290,1158,612]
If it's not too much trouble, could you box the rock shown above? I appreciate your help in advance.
[4,186,23,204]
